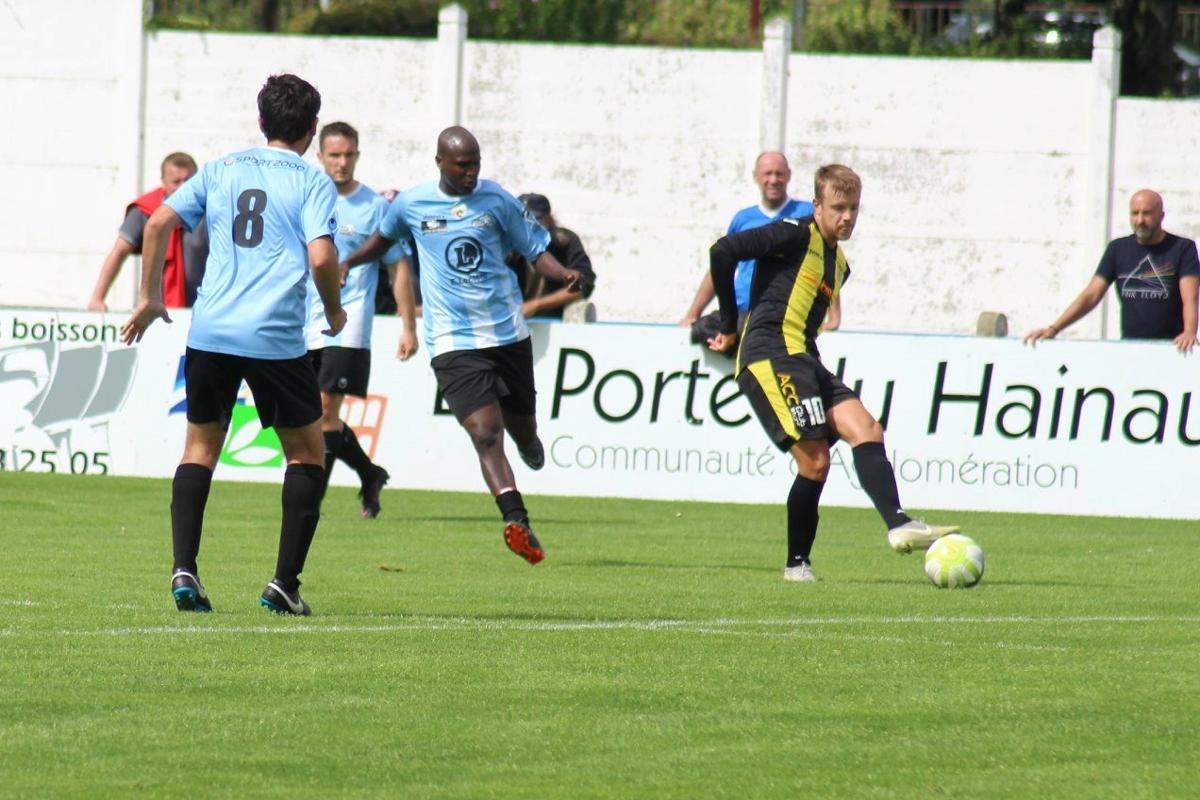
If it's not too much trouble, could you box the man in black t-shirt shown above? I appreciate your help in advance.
[1026,190,1200,352]
[507,193,596,319]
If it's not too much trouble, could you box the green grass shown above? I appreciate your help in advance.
[0,472,1196,799]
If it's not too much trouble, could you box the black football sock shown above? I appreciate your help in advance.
[495,489,528,523]
[337,422,374,480]
[171,463,213,575]
[320,431,339,498]
[274,464,325,593]
[786,475,824,567]
[852,441,912,530]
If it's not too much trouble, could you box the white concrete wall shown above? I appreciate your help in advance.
[786,54,1095,337]
[143,30,442,214]
[1111,97,1200,243]
[0,0,143,309]
[3,10,1198,339]
[462,41,761,322]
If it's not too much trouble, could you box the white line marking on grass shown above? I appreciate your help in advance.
[0,614,1192,640]
[0,599,38,606]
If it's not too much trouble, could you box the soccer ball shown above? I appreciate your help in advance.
[924,534,985,589]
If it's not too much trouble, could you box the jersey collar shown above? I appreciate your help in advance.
[758,198,794,219]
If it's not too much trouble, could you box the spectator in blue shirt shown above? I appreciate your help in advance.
[682,152,836,343]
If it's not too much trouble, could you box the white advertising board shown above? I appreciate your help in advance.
[2,308,1197,520]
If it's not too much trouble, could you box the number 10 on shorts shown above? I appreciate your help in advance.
[791,396,826,429]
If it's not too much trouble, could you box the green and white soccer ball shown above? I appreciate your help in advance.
[924,534,985,589]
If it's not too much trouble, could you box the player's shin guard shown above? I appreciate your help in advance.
[337,423,374,480]
[787,475,824,567]
[851,441,912,530]
[274,463,324,592]
[171,463,213,574]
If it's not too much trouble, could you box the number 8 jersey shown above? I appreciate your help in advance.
[379,179,551,356]
[167,146,337,359]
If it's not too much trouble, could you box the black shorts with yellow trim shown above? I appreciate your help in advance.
[736,353,858,451]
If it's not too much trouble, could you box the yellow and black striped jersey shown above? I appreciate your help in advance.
[709,216,849,369]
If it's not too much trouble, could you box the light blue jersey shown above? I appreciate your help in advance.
[379,179,550,356]
[167,146,337,359]
[730,198,813,309]
[305,183,408,351]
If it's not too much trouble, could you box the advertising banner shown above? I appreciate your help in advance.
[2,308,1197,519]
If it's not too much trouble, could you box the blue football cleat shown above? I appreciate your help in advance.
[259,580,312,616]
[171,570,212,612]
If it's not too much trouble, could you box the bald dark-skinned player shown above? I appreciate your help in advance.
[709,164,959,583]
[343,127,589,564]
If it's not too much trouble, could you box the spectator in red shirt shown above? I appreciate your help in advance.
[87,152,208,311]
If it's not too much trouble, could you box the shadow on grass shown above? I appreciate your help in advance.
[405,515,635,526]
[556,558,775,574]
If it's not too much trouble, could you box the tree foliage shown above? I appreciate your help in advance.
[148,1,1192,96]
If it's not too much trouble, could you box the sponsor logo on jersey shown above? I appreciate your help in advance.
[421,219,447,235]
[445,236,484,274]
[339,224,357,236]
[471,213,494,229]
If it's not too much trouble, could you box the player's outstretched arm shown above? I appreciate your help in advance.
[390,257,419,361]
[533,251,592,296]
[1176,274,1198,354]
[707,236,749,351]
[1023,276,1109,346]
[88,237,136,312]
[119,206,178,345]
[708,220,801,352]
[343,231,395,270]
[309,237,346,337]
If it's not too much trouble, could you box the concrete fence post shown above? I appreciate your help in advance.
[437,3,468,126]
[130,0,149,307]
[1086,25,1121,339]
[760,16,792,153]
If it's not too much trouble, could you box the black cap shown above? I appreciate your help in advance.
[518,193,551,216]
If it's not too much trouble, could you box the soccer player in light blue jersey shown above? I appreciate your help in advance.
[306,121,418,518]
[344,126,590,565]
[121,74,345,616]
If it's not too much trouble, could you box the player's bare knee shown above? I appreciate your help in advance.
[792,443,831,481]
[319,392,342,430]
[806,452,831,481]
[468,425,504,454]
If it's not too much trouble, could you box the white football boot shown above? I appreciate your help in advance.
[887,519,960,554]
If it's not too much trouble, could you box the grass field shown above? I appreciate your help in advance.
[1,472,1197,799]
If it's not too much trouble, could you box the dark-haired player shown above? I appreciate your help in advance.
[308,121,418,517]
[342,126,587,565]
[121,74,345,615]
[709,164,959,583]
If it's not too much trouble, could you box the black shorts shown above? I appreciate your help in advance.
[430,337,536,423]
[308,346,371,398]
[737,353,858,451]
[184,347,322,430]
